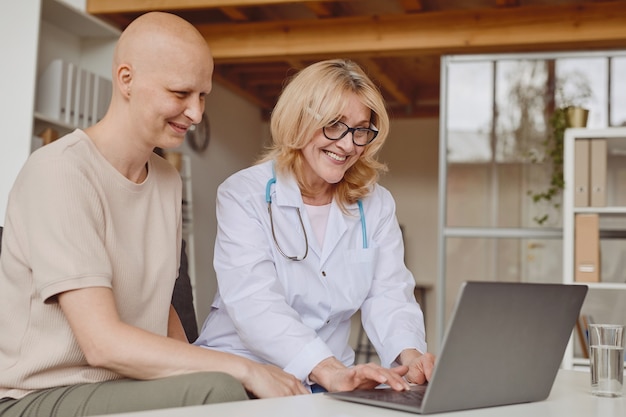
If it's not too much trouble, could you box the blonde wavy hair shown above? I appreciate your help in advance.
[258,59,389,211]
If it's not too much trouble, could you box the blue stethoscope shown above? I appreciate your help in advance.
[265,172,368,261]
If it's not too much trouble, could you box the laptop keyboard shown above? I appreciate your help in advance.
[349,384,427,407]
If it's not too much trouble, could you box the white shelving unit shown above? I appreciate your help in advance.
[41,0,120,38]
[32,0,120,150]
[562,126,626,370]
[180,155,197,310]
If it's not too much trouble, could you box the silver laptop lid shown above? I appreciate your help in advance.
[327,281,587,414]
[422,281,587,413]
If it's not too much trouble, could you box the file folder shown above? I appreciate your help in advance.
[82,71,95,128]
[589,139,607,207]
[574,213,600,282]
[94,76,112,123]
[574,139,590,207]
[64,62,77,125]
[36,60,112,128]
[35,59,68,122]
[73,68,85,127]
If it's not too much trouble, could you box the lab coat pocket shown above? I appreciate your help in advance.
[345,246,378,302]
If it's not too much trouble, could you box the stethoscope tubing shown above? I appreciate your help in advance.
[265,171,367,261]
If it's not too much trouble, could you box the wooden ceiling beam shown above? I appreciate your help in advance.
[87,0,333,14]
[211,72,275,109]
[191,2,626,62]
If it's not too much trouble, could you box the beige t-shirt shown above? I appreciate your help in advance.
[0,130,182,399]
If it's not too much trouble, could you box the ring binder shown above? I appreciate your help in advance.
[35,59,112,129]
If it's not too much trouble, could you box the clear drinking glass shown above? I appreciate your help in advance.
[588,324,625,397]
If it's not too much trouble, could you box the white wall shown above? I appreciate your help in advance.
[0,1,40,222]
[380,118,440,345]
[177,83,267,325]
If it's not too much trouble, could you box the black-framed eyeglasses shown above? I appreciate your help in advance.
[322,120,378,146]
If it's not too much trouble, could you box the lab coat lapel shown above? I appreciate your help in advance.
[273,173,323,259]
[273,172,301,208]
[320,200,348,265]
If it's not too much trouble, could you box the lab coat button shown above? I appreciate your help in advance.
[326,319,330,324]
[321,271,326,277]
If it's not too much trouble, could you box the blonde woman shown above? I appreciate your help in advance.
[196,59,435,393]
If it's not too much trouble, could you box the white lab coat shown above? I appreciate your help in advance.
[195,160,426,383]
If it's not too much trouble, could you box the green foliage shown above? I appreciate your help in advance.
[528,108,568,225]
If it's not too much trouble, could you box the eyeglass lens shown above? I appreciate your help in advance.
[323,121,378,146]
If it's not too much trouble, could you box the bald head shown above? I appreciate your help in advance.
[114,12,212,75]
[96,11,214,149]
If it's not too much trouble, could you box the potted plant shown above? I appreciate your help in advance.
[529,76,591,225]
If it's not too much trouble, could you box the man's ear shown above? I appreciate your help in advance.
[117,64,133,98]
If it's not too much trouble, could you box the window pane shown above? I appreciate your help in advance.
[444,55,616,229]
[444,237,562,322]
[446,162,562,228]
[495,60,549,163]
[447,61,493,162]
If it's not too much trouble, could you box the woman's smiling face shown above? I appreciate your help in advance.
[301,92,370,190]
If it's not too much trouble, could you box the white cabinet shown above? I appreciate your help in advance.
[180,154,197,308]
[33,0,120,149]
[562,127,626,369]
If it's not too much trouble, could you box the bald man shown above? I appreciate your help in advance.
[0,12,307,417]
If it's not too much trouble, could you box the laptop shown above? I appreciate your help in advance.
[326,281,588,414]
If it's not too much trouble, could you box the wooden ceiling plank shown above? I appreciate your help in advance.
[87,0,334,14]
[194,2,626,61]
[360,58,411,105]
[496,0,520,7]
[398,0,424,13]
[220,7,250,21]
[305,2,334,18]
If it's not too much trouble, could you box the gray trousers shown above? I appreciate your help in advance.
[0,372,248,416]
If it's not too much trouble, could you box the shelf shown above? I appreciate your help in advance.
[564,127,626,140]
[41,0,120,38]
[443,227,562,239]
[574,207,626,214]
[33,111,75,132]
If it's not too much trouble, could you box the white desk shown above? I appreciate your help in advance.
[101,370,624,416]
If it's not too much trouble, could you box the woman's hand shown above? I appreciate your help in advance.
[309,357,411,392]
[398,349,436,385]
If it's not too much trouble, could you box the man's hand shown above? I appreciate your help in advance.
[58,286,309,398]
[242,362,309,397]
